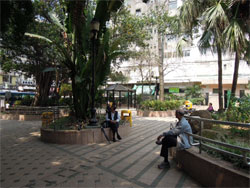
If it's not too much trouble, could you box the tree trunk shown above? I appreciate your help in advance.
[231,50,239,97]
[217,44,223,112]
[158,33,164,101]
[33,71,53,106]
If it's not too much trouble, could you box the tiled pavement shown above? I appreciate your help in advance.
[0,117,200,187]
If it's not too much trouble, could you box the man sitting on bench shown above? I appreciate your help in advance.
[156,109,193,169]
[106,103,122,142]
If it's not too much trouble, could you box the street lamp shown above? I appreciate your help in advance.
[89,18,100,126]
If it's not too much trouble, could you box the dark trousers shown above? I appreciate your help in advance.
[160,135,177,161]
[108,122,120,139]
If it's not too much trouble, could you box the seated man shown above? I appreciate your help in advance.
[156,109,193,169]
[105,104,122,142]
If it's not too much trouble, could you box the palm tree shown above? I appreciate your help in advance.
[223,1,249,97]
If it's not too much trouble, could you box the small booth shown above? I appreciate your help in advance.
[105,84,136,109]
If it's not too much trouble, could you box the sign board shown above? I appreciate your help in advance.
[169,87,179,93]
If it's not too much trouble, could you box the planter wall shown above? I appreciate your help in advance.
[40,124,131,145]
[175,147,250,187]
[137,110,175,117]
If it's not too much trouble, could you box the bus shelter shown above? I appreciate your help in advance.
[105,84,136,109]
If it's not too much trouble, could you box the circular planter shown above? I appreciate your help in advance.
[40,124,131,145]
[137,110,175,117]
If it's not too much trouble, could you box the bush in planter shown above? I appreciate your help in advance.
[140,99,183,111]
[190,97,205,105]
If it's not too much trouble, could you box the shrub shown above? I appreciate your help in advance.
[21,96,34,106]
[225,95,250,123]
[59,98,73,106]
[140,99,183,111]
[14,100,22,106]
[190,97,205,105]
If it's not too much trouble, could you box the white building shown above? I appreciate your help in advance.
[117,0,250,110]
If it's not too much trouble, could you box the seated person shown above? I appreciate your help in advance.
[207,103,214,112]
[105,104,122,142]
[156,109,193,169]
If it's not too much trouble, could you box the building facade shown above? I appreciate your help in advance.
[118,0,250,110]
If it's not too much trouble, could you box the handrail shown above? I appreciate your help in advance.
[184,115,250,166]
[185,115,250,128]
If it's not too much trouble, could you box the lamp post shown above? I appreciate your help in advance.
[152,75,159,100]
[89,18,100,126]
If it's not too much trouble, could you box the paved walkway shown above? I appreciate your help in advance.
[0,117,200,187]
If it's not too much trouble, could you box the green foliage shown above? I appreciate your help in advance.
[190,97,205,105]
[140,99,183,111]
[164,94,185,100]
[59,98,73,106]
[14,100,22,106]
[185,85,202,98]
[48,116,76,130]
[226,95,250,123]
[21,96,34,106]
[59,84,72,97]
[109,71,129,83]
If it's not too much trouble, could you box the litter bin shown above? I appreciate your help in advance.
[121,110,132,127]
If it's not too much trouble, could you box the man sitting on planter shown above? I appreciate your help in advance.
[105,103,122,142]
[156,109,193,169]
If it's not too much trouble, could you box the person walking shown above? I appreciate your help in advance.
[156,109,193,169]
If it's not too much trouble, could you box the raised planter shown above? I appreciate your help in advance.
[175,147,250,187]
[137,109,175,117]
[40,124,131,145]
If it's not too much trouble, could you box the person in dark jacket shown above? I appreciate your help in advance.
[156,109,193,169]
[105,104,122,142]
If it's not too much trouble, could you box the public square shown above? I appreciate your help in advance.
[0,117,200,187]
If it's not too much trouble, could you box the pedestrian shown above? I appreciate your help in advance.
[207,103,214,112]
[105,103,122,142]
[156,109,193,169]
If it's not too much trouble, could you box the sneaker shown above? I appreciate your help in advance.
[158,162,170,169]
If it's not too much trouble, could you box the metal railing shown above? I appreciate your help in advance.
[184,115,250,166]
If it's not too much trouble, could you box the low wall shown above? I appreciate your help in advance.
[175,147,250,187]
[0,108,69,121]
[137,110,175,117]
[0,114,41,121]
[40,124,131,145]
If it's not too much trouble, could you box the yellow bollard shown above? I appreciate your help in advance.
[121,110,132,127]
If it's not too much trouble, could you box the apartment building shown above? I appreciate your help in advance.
[118,0,250,110]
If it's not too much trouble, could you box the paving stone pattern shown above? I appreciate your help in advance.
[0,117,200,187]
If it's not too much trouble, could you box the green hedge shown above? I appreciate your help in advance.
[190,97,205,105]
[140,99,184,111]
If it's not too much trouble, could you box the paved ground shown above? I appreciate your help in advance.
[0,117,200,188]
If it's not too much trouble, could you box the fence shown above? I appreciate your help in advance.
[184,116,250,166]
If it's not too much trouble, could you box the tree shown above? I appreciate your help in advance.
[179,0,249,111]
[144,0,179,101]
[0,1,66,106]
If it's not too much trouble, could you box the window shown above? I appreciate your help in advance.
[240,90,245,98]
[183,50,190,57]
[169,0,177,10]
[135,9,141,16]
[179,88,185,93]
[213,88,219,94]
[3,75,9,83]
